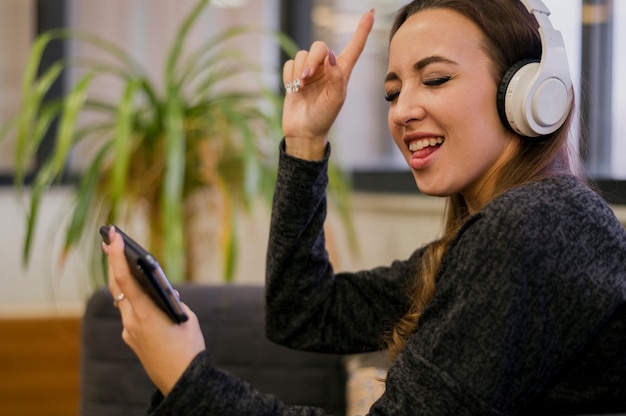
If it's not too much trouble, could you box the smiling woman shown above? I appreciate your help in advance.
[307,0,626,202]
[97,1,626,414]
[384,8,525,209]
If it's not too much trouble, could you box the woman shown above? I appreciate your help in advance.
[103,0,626,414]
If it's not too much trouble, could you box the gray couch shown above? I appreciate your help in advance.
[80,284,347,415]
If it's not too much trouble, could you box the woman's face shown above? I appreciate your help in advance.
[386,8,520,212]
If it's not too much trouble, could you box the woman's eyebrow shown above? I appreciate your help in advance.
[385,55,458,83]
[415,55,457,69]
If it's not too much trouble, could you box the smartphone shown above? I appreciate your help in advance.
[99,225,188,324]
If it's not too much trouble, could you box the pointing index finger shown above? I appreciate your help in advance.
[337,9,375,75]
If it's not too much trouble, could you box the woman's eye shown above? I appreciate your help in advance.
[384,76,451,101]
[423,76,451,86]
[384,90,400,102]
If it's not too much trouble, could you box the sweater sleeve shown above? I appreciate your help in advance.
[145,141,422,416]
[147,351,329,416]
[265,141,418,354]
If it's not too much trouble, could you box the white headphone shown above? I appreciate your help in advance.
[496,0,573,137]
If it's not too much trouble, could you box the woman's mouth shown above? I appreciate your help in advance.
[406,137,444,170]
[408,137,443,152]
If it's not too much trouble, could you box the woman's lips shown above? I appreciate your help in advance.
[406,137,444,170]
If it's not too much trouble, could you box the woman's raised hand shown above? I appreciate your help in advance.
[282,9,375,160]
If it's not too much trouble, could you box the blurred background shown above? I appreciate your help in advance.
[0,0,623,414]
[1,0,623,311]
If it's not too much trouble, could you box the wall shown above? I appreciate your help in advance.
[2,0,626,316]
[0,0,33,172]
[0,188,445,315]
[2,187,625,316]
[0,0,284,315]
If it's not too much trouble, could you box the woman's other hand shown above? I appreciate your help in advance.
[282,9,375,160]
[103,227,206,396]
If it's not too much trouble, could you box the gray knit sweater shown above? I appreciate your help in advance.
[148,143,626,415]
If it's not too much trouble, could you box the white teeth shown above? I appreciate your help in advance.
[408,138,443,152]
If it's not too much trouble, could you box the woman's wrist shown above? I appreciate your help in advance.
[284,135,328,161]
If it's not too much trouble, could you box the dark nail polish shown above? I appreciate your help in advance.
[329,49,337,66]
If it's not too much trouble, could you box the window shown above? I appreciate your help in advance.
[0,0,281,183]
[611,0,626,178]
[65,0,281,174]
[0,0,38,180]
[301,0,626,201]
[2,1,624,202]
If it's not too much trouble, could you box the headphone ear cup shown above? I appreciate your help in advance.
[497,1,573,138]
[497,59,539,136]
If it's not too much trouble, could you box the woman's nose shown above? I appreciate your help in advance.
[390,91,426,127]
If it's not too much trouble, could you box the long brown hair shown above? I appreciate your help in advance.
[385,0,577,359]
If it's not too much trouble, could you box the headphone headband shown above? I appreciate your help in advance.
[521,0,571,86]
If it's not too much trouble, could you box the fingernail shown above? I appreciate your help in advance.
[101,242,110,255]
[328,49,337,66]
[109,225,117,242]
[301,67,311,80]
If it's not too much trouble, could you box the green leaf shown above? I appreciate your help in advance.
[20,32,55,104]
[177,25,253,88]
[223,209,238,283]
[6,0,354,285]
[109,80,141,219]
[64,141,114,251]
[165,0,210,93]
[22,157,59,264]
[20,70,97,264]
[161,95,186,281]
[10,100,63,202]
[48,28,145,75]
[328,163,358,253]
[55,72,97,162]
[14,61,64,186]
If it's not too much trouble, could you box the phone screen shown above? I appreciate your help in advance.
[99,225,188,324]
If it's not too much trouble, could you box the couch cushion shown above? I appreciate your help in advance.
[80,284,346,416]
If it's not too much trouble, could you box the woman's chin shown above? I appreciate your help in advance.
[412,175,452,198]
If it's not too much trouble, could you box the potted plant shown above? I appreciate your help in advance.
[2,0,355,284]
